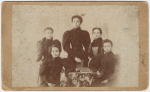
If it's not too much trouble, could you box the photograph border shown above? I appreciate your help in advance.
[1,1,149,91]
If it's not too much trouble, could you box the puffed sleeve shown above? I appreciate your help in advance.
[62,31,71,53]
[62,30,89,59]
[82,31,91,54]
[36,40,44,62]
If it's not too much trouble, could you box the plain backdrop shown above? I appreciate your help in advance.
[12,5,139,87]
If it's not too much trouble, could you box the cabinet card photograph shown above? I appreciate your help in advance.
[1,1,148,91]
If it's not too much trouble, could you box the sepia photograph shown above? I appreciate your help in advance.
[1,1,148,91]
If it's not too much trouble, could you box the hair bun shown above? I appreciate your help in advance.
[53,39,61,52]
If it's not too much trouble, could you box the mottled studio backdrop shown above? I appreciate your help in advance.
[12,5,139,87]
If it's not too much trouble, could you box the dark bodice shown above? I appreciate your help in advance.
[62,27,91,59]
[70,28,83,51]
[100,52,116,75]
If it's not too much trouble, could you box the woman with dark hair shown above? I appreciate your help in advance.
[62,15,91,68]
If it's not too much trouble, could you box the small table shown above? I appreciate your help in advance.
[68,67,97,87]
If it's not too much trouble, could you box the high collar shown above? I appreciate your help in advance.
[42,37,53,42]
[104,51,113,55]
[47,57,60,63]
[72,27,81,31]
[50,57,62,64]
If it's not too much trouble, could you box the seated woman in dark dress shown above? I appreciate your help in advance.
[91,39,116,86]
[39,40,63,87]
[62,15,91,68]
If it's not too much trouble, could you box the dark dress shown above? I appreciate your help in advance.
[39,57,63,87]
[88,37,103,72]
[62,27,91,67]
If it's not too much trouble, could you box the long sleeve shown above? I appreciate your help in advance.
[101,55,115,75]
[82,31,91,54]
[89,55,102,72]
[62,31,71,54]
[62,31,86,58]
[100,56,115,81]
[88,44,93,58]
[36,41,44,62]
[105,60,114,75]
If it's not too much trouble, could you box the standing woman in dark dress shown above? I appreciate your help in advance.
[36,27,54,62]
[36,27,57,86]
[62,15,91,67]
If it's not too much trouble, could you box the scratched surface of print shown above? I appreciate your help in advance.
[12,5,139,87]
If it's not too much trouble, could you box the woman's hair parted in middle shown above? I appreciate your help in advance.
[44,27,54,33]
[92,28,102,34]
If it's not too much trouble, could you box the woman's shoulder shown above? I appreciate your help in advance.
[99,37,103,41]
[37,40,43,47]
[82,30,90,40]
[82,30,89,34]
[37,37,46,44]
[81,30,90,38]
[109,52,116,60]
[97,37,103,43]
[37,40,42,44]
[110,52,115,56]
[64,30,71,34]
[63,30,71,38]
[37,37,47,46]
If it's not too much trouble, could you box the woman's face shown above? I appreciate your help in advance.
[45,30,53,39]
[103,42,112,53]
[72,18,81,28]
[51,47,60,58]
[93,29,101,39]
